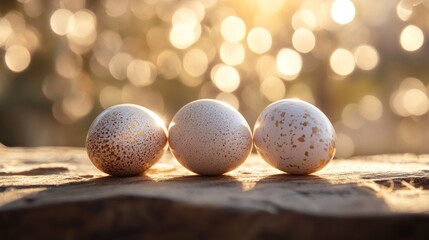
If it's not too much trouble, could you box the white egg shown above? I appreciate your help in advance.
[253,99,336,175]
[86,104,168,176]
[168,99,253,176]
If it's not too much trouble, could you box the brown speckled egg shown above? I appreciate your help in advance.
[253,99,336,175]
[86,104,168,176]
[168,99,253,176]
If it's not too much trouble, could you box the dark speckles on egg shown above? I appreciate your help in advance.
[253,99,336,175]
[86,104,168,177]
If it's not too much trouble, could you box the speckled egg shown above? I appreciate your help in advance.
[86,104,168,176]
[168,99,253,176]
[253,99,336,175]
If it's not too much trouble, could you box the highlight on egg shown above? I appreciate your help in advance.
[253,99,336,175]
[168,99,253,176]
[86,104,168,176]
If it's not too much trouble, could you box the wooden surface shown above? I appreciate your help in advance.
[1,147,429,239]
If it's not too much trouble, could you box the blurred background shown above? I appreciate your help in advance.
[0,0,428,158]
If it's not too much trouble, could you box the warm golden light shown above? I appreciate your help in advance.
[169,23,200,49]
[331,0,355,25]
[260,76,285,101]
[221,16,246,42]
[215,92,240,110]
[354,45,379,71]
[127,59,157,87]
[68,10,96,40]
[403,89,429,116]
[5,45,31,72]
[169,7,202,50]
[256,0,284,13]
[292,28,316,53]
[109,53,133,80]
[211,64,240,93]
[55,52,82,79]
[62,91,94,121]
[99,86,122,109]
[256,55,277,80]
[247,27,272,54]
[335,133,354,158]
[50,9,74,36]
[330,48,355,76]
[157,50,182,79]
[292,9,317,30]
[4,0,429,155]
[390,78,429,117]
[276,48,302,79]
[342,103,365,129]
[220,41,245,66]
[396,0,413,21]
[359,95,383,121]
[400,25,424,52]
[104,0,128,18]
[287,83,315,104]
[0,18,12,47]
[183,48,209,77]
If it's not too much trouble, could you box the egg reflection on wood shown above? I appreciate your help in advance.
[168,99,253,176]
[253,99,336,175]
[86,104,168,176]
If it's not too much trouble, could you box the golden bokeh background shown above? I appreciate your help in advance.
[0,0,429,158]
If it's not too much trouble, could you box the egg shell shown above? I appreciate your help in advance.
[86,104,168,176]
[253,99,336,175]
[168,99,253,176]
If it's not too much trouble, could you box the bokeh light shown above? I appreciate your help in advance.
[260,76,285,101]
[183,48,209,78]
[359,95,383,121]
[127,59,157,87]
[331,0,355,25]
[354,45,379,71]
[330,48,355,76]
[292,28,316,53]
[5,45,31,72]
[292,9,317,30]
[157,50,182,79]
[109,53,133,80]
[220,41,245,66]
[1,0,429,156]
[400,25,424,52]
[221,16,246,42]
[390,78,429,117]
[211,64,240,93]
[50,9,74,36]
[247,27,272,54]
[276,48,302,79]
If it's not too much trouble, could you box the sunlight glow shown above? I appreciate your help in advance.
[247,27,272,54]
[330,48,355,76]
[276,48,302,78]
[221,16,246,42]
[331,0,355,25]
[220,41,245,66]
[211,64,240,93]
[260,76,285,101]
[354,45,379,71]
[400,25,424,52]
[292,28,316,53]
[5,45,31,72]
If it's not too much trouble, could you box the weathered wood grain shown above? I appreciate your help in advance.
[1,147,429,239]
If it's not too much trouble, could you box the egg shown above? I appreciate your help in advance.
[168,99,253,176]
[86,104,168,176]
[253,99,336,175]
